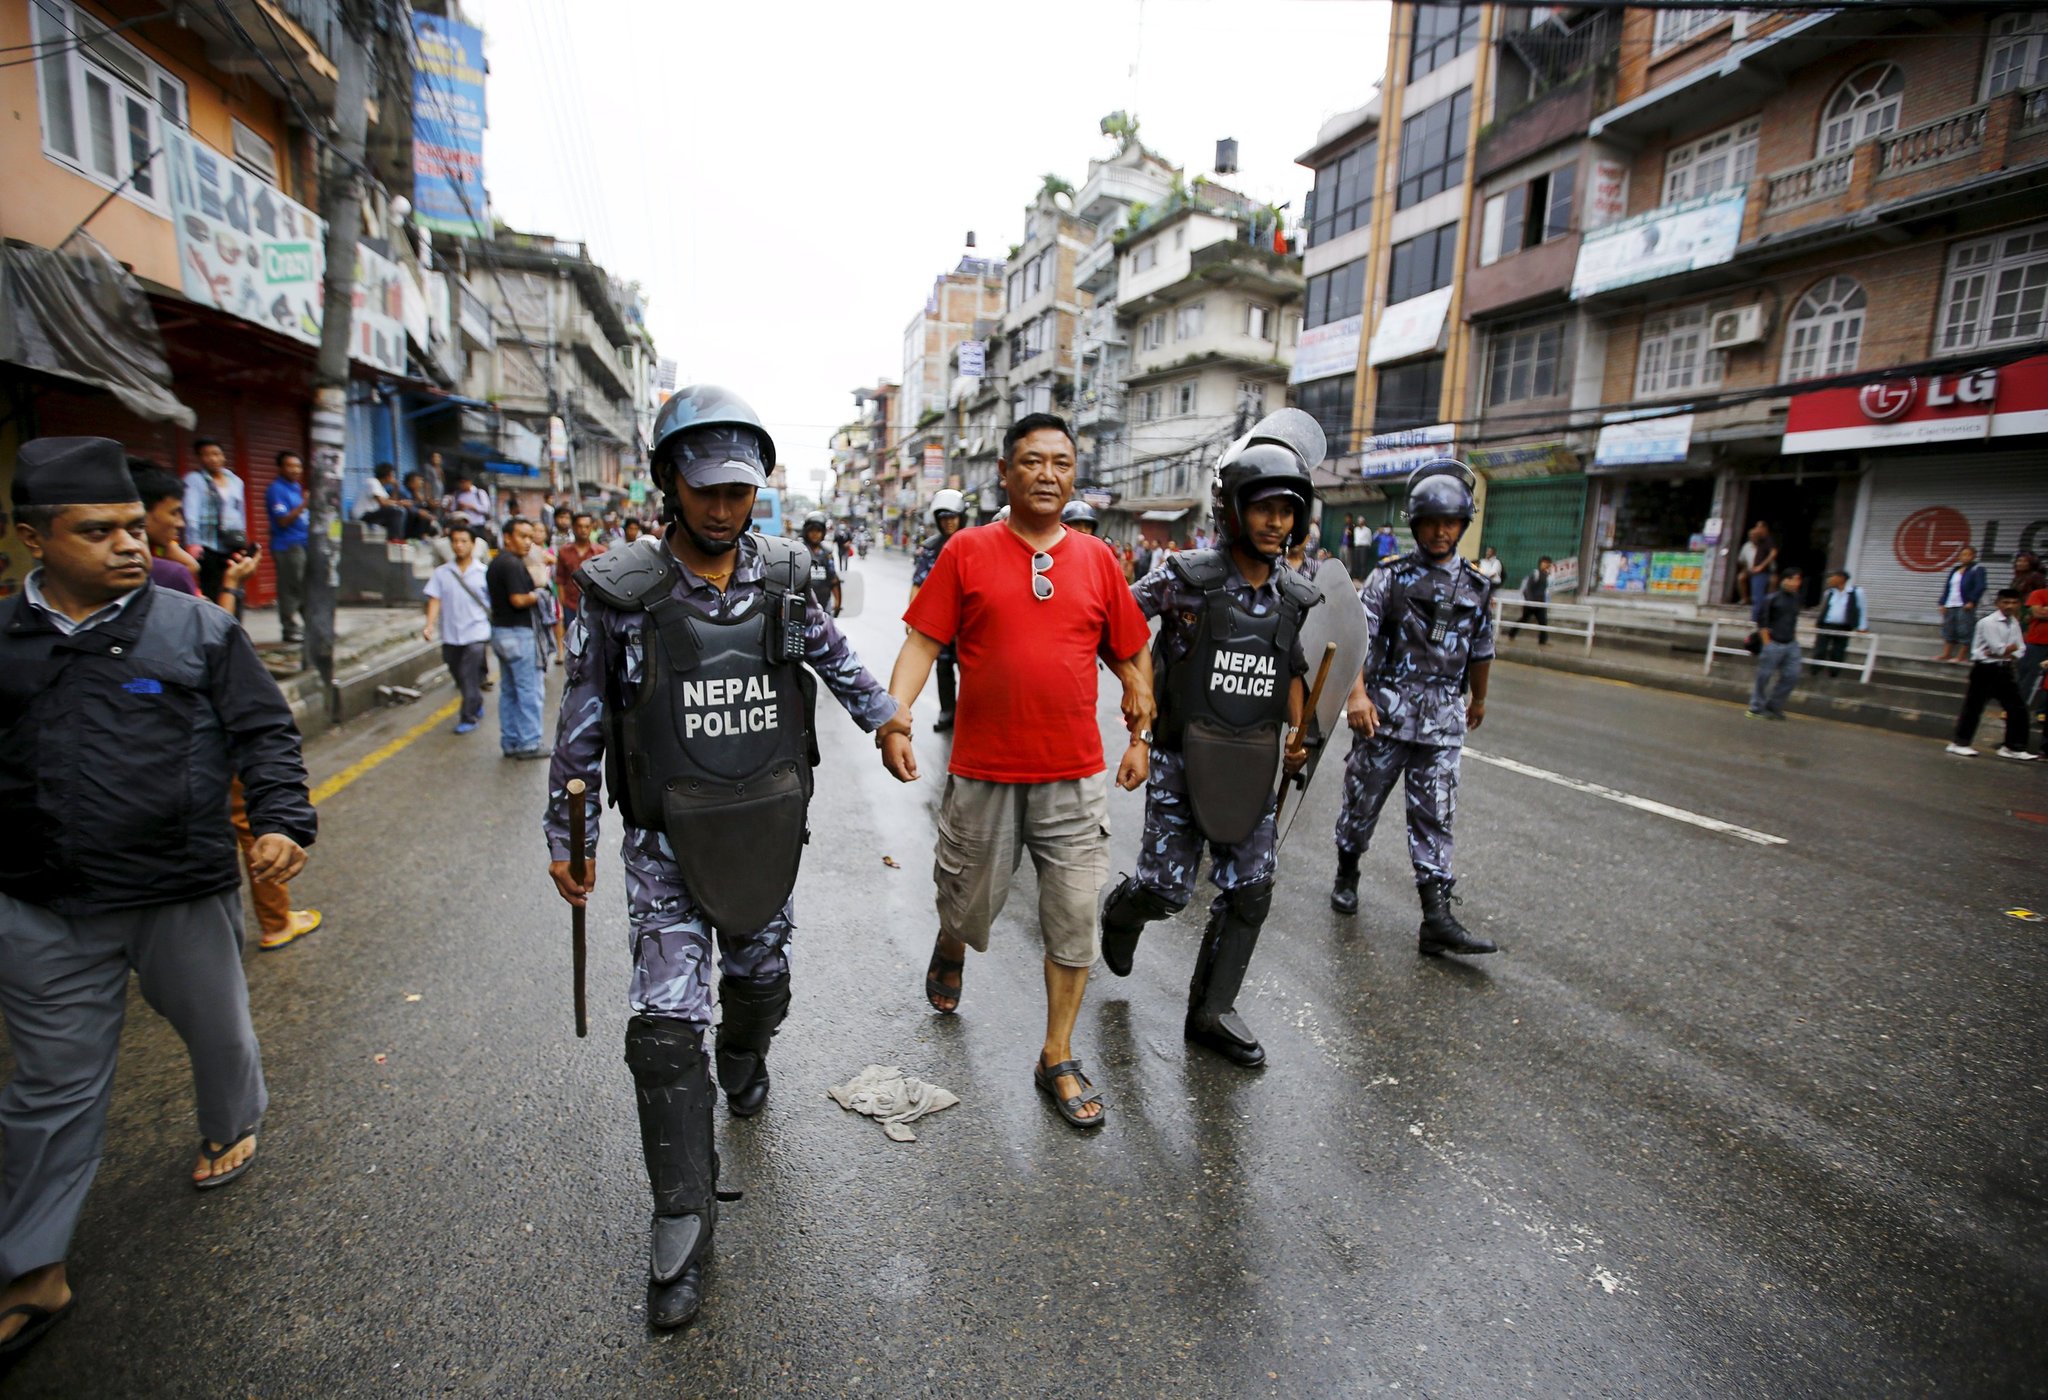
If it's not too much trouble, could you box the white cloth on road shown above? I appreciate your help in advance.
[827,1064,959,1142]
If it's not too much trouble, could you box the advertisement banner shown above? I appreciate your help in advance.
[351,243,410,376]
[1648,551,1705,596]
[411,12,488,237]
[165,127,324,346]
[1571,189,1745,299]
[922,444,945,484]
[1360,423,1454,479]
[1367,288,1453,366]
[1587,158,1629,231]
[1289,313,1364,384]
[958,340,986,378]
[1780,357,2048,453]
[1599,549,1650,592]
[1593,409,1693,469]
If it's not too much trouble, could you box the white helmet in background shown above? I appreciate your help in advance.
[927,489,966,526]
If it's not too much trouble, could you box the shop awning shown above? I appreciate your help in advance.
[1140,508,1190,522]
[0,236,193,427]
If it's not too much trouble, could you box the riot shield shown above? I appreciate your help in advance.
[1277,558,1369,847]
[1218,407,1330,473]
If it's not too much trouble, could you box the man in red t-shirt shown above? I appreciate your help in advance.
[553,511,607,630]
[2022,579,2048,726]
[884,415,1154,1129]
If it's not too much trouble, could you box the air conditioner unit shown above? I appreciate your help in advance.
[1709,305,1766,350]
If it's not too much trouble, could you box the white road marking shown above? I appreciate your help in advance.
[1464,747,1789,847]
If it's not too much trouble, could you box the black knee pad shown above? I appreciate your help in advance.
[716,975,790,1057]
[1110,875,1185,923]
[625,1014,708,1087]
[1225,881,1274,926]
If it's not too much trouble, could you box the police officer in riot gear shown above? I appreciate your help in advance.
[1329,459,1498,957]
[543,385,910,1331]
[800,509,842,615]
[1060,499,1100,536]
[910,488,967,732]
[1288,497,1324,580]
[1100,428,1318,1066]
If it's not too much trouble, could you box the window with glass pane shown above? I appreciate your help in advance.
[1653,8,1729,51]
[1247,304,1272,340]
[1397,89,1472,209]
[1175,301,1205,340]
[1374,357,1445,433]
[1409,3,1481,81]
[1486,321,1563,405]
[1781,277,1866,380]
[1634,306,1725,396]
[1983,14,2048,97]
[1663,118,1761,202]
[1819,65,1903,157]
[33,0,78,159]
[1938,223,2048,350]
[1239,381,1267,418]
[1296,375,1356,448]
[1174,381,1198,415]
[1544,163,1575,237]
[1305,259,1368,329]
[1387,223,1460,305]
[1310,137,1377,246]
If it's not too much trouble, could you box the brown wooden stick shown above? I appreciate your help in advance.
[567,778,588,1039]
[1274,641,1339,831]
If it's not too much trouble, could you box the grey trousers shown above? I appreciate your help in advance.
[272,544,307,638]
[0,889,265,1278]
[442,640,487,724]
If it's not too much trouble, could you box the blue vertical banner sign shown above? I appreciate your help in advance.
[411,12,487,236]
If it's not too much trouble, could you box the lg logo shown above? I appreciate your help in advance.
[1859,379,1915,421]
[1895,506,2046,572]
[1858,369,1998,422]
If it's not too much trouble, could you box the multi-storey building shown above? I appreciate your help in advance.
[899,258,1006,439]
[1104,183,1303,544]
[1000,190,1095,429]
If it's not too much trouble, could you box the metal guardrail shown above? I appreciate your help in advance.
[1703,619,1882,684]
[1490,596,1596,655]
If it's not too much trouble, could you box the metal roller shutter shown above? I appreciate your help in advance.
[1478,475,1587,588]
[1854,453,2048,626]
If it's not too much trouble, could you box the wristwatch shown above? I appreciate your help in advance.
[1136,727,1154,745]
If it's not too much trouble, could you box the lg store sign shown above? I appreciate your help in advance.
[1782,355,2048,453]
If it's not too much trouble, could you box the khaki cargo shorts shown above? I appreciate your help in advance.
[933,774,1111,969]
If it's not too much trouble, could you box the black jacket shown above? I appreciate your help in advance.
[0,581,316,914]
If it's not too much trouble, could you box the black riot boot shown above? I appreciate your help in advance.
[933,657,957,733]
[1099,874,1183,977]
[1329,848,1362,915]
[624,1016,720,1330]
[1184,883,1271,1067]
[715,974,791,1118]
[1417,877,1497,957]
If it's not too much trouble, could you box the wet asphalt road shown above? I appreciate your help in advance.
[2,549,2043,1400]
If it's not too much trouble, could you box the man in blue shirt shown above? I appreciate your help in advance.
[265,451,310,646]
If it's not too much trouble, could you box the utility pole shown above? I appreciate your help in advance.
[304,0,372,699]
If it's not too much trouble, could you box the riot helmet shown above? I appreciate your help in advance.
[802,509,829,540]
[927,488,966,530]
[1211,442,1316,561]
[649,385,776,554]
[1404,458,1476,525]
[1060,498,1100,534]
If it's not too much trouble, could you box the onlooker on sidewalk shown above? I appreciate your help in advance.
[882,414,1153,1131]
[423,522,492,735]
[399,469,440,541]
[361,462,408,536]
[1373,523,1399,569]
[1747,566,1804,721]
[550,504,575,549]
[1936,546,1986,663]
[1740,522,1777,627]
[1812,569,1867,674]
[0,438,316,1357]
[2022,570,2048,729]
[266,451,310,646]
[554,512,606,641]
[181,436,244,554]
[1476,546,1504,586]
[1946,589,2037,760]
[2010,550,2045,601]
[1507,557,1552,644]
[486,518,548,759]
[130,461,201,596]
[444,471,493,540]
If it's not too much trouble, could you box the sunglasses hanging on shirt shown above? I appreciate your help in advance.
[1032,551,1055,601]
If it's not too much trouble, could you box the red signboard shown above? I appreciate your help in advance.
[1781,354,2048,453]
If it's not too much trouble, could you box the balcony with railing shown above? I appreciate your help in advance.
[456,276,494,351]
[1753,86,2048,235]
[1075,387,1124,429]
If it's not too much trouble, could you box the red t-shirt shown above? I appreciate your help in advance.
[904,522,1150,783]
[2028,588,2048,646]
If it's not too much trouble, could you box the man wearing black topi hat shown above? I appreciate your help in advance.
[0,437,316,1357]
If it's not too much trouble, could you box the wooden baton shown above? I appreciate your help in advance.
[1273,641,1339,832]
[567,778,589,1039]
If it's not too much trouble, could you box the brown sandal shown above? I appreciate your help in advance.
[1033,1058,1106,1129]
[925,941,964,1014]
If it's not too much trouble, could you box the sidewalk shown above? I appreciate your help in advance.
[240,603,445,739]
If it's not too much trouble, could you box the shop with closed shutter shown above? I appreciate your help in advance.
[1847,451,2046,627]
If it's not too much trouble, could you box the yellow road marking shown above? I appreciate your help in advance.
[309,699,461,806]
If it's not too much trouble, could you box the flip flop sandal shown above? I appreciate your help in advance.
[1033,1058,1107,1130]
[925,942,965,1014]
[0,1299,75,1356]
[193,1133,257,1192]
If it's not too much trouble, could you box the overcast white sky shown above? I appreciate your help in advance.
[464,0,1390,487]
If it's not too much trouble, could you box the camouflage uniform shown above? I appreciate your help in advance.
[911,530,958,702]
[1333,552,1494,884]
[1129,559,1309,911]
[542,533,897,1030]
